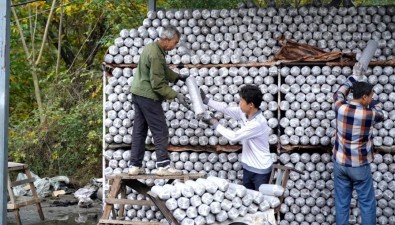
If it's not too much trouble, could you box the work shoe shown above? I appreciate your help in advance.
[156,166,182,176]
[128,166,145,175]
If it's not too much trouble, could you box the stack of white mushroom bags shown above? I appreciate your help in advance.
[104,6,395,65]
[103,4,395,225]
[104,150,278,184]
[104,5,395,148]
[104,64,395,148]
[150,176,283,224]
[279,65,395,147]
[277,152,395,225]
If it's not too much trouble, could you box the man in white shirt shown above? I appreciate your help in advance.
[201,84,273,190]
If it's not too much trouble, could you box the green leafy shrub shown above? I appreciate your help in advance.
[9,70,103,185]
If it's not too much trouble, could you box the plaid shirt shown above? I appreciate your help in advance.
[332,77,384,167]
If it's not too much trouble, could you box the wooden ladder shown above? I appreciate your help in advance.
[98,173,206,225]
[7,162,45,225]
[269,164,304,222]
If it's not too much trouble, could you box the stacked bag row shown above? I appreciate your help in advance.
[278,152,395,225]
[104,149,277,180]
[104,6,395,65]
[104,64,395,147]
[279,65,395,146]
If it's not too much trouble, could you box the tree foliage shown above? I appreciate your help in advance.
[9,0,150,183]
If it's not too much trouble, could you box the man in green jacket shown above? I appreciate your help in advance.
[129,25,188,176]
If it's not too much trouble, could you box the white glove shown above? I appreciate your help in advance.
[352,62,365,81]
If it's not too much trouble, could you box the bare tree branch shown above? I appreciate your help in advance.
[35,0,56,65]
[56,0,63,75]
[11,7,30,58]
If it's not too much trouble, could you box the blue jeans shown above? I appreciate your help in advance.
[243,169,271,191]
[334,161,376,225]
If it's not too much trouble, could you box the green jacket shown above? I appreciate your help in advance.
[130,42,179,101]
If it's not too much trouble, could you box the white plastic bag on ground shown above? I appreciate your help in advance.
[33,177,51,197]
[74,184,98,200]
[49,176,70,191]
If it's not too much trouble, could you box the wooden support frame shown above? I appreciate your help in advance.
[98,173,206,225]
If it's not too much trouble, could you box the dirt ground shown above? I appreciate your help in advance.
[7,194,103,225]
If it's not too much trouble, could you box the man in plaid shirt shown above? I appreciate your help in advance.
[333,75,384,225]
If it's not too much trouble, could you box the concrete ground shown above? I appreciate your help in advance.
[7,194,102,225]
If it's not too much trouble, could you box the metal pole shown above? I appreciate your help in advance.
[0,0,11,224]
[148,0,156,11]
[102,68,106,208]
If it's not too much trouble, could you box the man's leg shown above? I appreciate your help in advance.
[334,161,353,225]
[242,169,255,190]
[136,97,170,168]
[349,164,376,225]
[252,171,272,191]
[129,95,148,167]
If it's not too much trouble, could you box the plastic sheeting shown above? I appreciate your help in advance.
[259,184,285,197]
[186,76,205,119]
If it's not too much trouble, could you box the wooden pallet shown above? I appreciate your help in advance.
[98,173,206,225]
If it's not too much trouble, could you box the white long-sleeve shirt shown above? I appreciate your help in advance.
[207,99,273,174]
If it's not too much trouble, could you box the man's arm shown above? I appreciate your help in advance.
[369,100,385,123]
[149,57,177,100]
[333,76,356,106]
[216,120,263,142]
[207,98,243,120]
[165,65,179,83]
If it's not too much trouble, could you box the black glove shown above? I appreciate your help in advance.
[201,113,217,126]
[177,74,188,82]
[176,93,189,108]
[177,63,184,69]
[176,69,189,82]
[200,88,207,103]
[352,62,364,82]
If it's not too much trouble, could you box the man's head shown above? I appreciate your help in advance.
[352,81,374,107]
[239,84,263,113]
[158,25,180,51]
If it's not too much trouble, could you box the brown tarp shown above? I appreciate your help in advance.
[274,36,356,63]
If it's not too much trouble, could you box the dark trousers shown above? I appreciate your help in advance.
[243,169,271,191]
[129,94,170,168]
